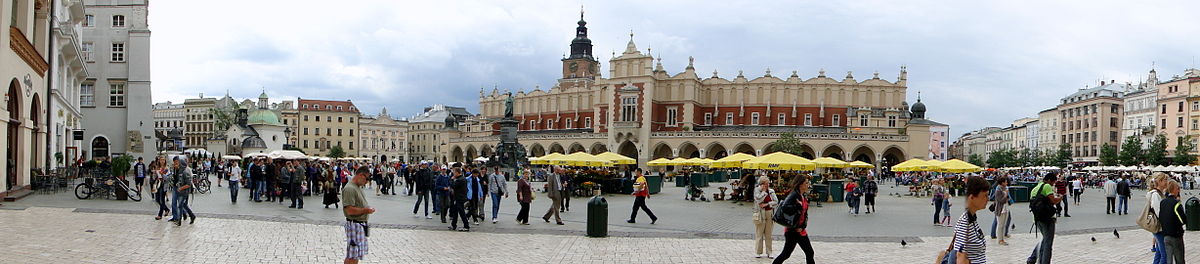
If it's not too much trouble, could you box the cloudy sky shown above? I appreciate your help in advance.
[150,0,1200,137]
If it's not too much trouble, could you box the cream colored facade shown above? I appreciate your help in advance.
[1060,82,1126,163]
[1158,72,1194,156]
[441,14,939,170]
[405,105,462,163]
[182,96,214,148]
[297,98,360,156]
[358,108,407,162]
[2,0,52,197]
[1170,69,1200,160]
[1037,108,1060,153]
[1123,71,1159,150]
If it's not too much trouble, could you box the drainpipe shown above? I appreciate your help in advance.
[45,0,56,171]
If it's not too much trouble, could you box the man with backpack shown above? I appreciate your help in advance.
[1117,175,1132,215]
[1027,172,1062,264]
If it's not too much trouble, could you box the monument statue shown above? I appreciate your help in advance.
[504,93,514,118]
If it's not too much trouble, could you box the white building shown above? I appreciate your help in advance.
[1122,69,1159,148]
[1037,108,1060,153]
[79,0,153,161]
[359,108,408,163]
[1024,120,1040,150]
[3,0,52,198]
[152,101,183,150]
[212,93,286,156]
[49,0,90,167]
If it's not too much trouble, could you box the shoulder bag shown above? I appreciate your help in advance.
[1137,193,1161,233]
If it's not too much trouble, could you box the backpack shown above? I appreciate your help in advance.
[1029,183,1056,222]
[773,192,801,228]
[1137,191,1162,233]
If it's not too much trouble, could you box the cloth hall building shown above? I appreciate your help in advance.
[441,13,946,170]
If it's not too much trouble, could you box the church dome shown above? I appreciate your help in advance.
[911,98,927,118]
[247,109,281,126]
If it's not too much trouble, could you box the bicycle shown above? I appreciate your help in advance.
[75,175,142,201]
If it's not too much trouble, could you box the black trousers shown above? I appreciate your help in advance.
[467,198,478,221]
[562,187,572,211]
[630,196,657,221]
[517,202,530,223]
[439,194,451,222]
[1106,197,1116,213]
[290,183,303,208]
[413,191,430,216]
[774,229,815,264]
[450,199,470,230]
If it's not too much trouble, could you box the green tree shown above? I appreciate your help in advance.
[1118,135,1143,166]
[111,154,133,177]
[210,106,237,132]
[766,133,806,156]
[1099,143,1118,165]
[1054,143,1073,166]
[328,145,346,159]
[968,154,985,167]
[1146,134,1169,166]
[1174,136,1197,165]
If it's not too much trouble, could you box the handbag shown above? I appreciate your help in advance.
[752,212,762,225]
[1137,195,1161,233]
[987,202,995,212]
[934,235,958,264]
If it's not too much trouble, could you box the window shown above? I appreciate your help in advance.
[303,128,308,135]
[349,141,354,150]
[108,82,125,107]
[349,129,354,136]
[326,105,332,110]
[1163,118,1168,129]
[83,15,94,27]
[546,120,554,130]
[832,114,840,126]
[859,114,868,127]
[1162,104,1167,114]
[804,114,812,126]
[338,117,343,123]
[704,113,713,125]
[751,112,760,125]
[349,117,354,123]
[584,117,592,128]
[314,128,319,135]
[888,115,897,127]
[337,129,343,136]
[327,116,331,122]
[666,108,678,126]
[80,83,95,107]
[303,115,308,121]
[313,104,320,109]
[326,128,331,135]
[111,15,125,27]
[778,114,786,126]
[620,96,637,122]
[1110,117,1117,128]
[110,43,125,62]
[528,120,535,129]
[1193,119,1198,130]
[725,113,734,125]
[1091,132,1097,142]
[81,42,94,62]
[565,118,573,129]
[1180,117,1185,128]
[1112,104,1120,113]
[337,106,343,111]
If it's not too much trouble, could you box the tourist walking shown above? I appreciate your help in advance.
[542,167,564,225]
[932,179,946,225]
[168,157,196,226]
[941,176,990,264]
[341,166,376,264]
[449,167,471,231]
[560,172,573,212]
[1054,175,1070,217]
[1158,179,1186,264]
[753,176,777,258]
[151,158,170,220]
[845,180,860,215]
[133,157,147,193]
[627,168,658,224]
[488,167,508,223]
[1146,173,1168,264]
[412,163,432,218]
[515,171,532,225]
[1117,175,1132,215]
[288,161,305,209]
[1027,173,1062,264]
[473,169,488,224]
[863,176,878,213]
[227,162,241,204]
[991,177,1013,245]
[1104,176,1118,214]
[436,166,452,223]
[1071,176,1083,205]
[773,175,814,264]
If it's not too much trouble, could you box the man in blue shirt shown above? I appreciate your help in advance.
[434,165,452,223]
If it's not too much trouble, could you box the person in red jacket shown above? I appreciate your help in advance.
[774,174,814,264]
[627,168,658,224]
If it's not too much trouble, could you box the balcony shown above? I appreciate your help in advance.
[612,121,640,128]
[9,26,49,76]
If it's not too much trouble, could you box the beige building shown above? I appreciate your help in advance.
[441,13,942,170]
[1158,72,1194,156]
[182,96,215,149]
[1171,69,1200,161]
[3,0,52,198]
[281,102,297,147]
[297,98,360,156]
[358,108,407,162]
[405,105,469,163]
[1060,82,1127,163]
[1037,108,1060,153]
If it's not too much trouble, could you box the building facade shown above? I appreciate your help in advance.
[1158,72,1194,156]
[2,0,52,197]
[441,13,941,170]
[405,105,464,163]
[1170,69,1200,160]
[1037,108,1060,153]
[358,108,407,163]
[49,0,89,168]
[151,101,183,150]
[1123,71,1159,149]
[182,96,214,148]
[78,0,152,162]
[296,98,360,157]
[1059,82,1126,164]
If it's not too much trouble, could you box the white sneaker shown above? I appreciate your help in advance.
[492,219,498,224]
[426,216,433,219]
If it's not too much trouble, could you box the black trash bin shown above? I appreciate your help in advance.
[1187,197,1200,231]
[587,196,608,237]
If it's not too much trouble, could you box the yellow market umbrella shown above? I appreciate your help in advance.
[711,153,757,168]
[891,158,931,172]
[647,158,672,166]
[741,152,816,171]
[531,153,564,165]
[561,152,613,167]
[698,158,717,167]
[812,157,849,168]
[668,157,689,166]
[594,152,637,165]
[848,161,875,168]
[936,159,982,173]
[924,159,944,167]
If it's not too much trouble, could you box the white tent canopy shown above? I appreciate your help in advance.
[267,150,307,160]
[473,156,490,162]
[221,155,242,160]
[243,152,268,158]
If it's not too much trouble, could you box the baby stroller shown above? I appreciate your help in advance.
[685,184,708,202]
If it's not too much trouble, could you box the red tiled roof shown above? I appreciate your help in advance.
[298,99,359,113]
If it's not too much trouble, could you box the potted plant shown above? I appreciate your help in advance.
[581,181,602,196]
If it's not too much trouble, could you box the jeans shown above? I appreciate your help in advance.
[1164,235,1185,264]
[154,187,169,218]
[491,193,502,219]
[433,192,442,212]
[991,211,1012,238]
[1027,220,1055,264]
[228,180,239,203]
[413,191,430,216]
[773,229,815,264]
[630,196,657,221]
[933,198,944,224]
[1153,232,1167,264]
[1118,195,1129,214]
[254,180,266,202]
[171,190,194,221]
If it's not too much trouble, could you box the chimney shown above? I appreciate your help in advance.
[1101,81,1106,85]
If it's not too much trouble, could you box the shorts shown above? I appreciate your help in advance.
[134,177,145,186]
[344,221,369,260]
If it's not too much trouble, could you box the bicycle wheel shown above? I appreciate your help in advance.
[118,181,142,202]
[74,183,92,199]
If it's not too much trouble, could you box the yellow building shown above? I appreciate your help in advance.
[297,98,360,156]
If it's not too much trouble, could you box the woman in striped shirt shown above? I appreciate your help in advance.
[950,176,991,264]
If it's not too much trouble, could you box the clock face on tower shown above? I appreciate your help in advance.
[589,64,596,74]
[569,62,579,73]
